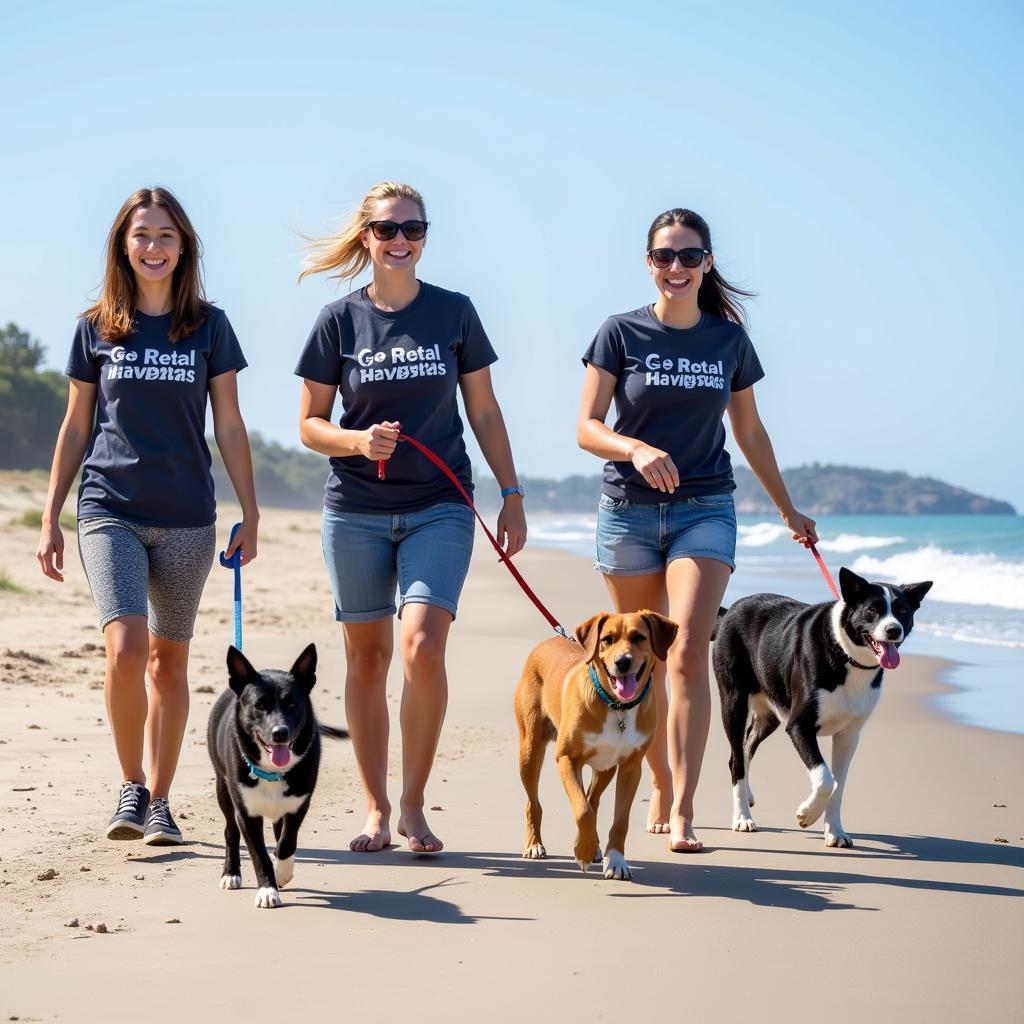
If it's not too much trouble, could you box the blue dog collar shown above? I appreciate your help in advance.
[587,663,651,712]
[243,753,284,782]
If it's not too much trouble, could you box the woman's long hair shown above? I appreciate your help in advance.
[647,208,755,326]
[298,181,427,285]
[82,187,208,343]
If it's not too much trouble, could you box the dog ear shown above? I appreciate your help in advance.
[642,611,678,661]
[226,646,258,695]
[900,581,933,610]
[838,567,869,603]
[575,613,609,664]
[290,643,318,692]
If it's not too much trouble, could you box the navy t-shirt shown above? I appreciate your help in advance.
[66,306,247,527]
[294,282,498,514]
[582,306,764,502]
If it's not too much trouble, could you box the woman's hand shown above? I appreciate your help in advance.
[782,507,818,548]
[496,497,527,557]
[225,516,260,567]
[36,519,65,582]
[358,421,400,461]
[631,442,680,494]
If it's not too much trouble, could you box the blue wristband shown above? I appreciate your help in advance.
[500,485,525,498]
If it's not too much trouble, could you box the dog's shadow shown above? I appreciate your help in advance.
[288,876,532,925]
[292,834,1022,915]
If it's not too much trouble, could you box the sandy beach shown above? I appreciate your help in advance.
[1,490,1021,1023]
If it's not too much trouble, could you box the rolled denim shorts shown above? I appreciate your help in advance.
[321,502,475,623]
[594,492,737,575]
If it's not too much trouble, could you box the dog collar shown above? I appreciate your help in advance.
[242,753,285,782]
[843,653,878,671]
[588,663,651,711]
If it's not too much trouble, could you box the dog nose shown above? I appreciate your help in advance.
[614,654,633,672]
[885,624,903,641]
[270,725,290,744]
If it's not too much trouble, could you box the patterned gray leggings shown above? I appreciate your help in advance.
[78,517,217,642]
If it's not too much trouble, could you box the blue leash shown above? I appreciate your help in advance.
[218,522,243,650]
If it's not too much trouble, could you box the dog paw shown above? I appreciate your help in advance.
[574,832,600,873]
[602,849,632,881]
[219,874,242,890]
[744,782,755,808]
[824,825,854,849]
[254,886,282,909]
[522,843,546,860]
[275,855,294,887]
[732,814,758,833]
[796,790,832,829]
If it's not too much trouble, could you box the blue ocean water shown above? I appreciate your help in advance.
[527,513,1024,735]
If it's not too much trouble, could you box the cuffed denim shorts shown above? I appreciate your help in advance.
[321,502,475,623]
[594,492,737,575]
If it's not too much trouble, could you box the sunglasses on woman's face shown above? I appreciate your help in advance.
[366,220,429,242]
[647,247,710,269]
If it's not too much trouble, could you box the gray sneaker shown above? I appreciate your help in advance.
[143,797,183,846]
[106,782,150,840]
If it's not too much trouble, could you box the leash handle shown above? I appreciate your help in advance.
[379,433,576,643]
[219,521,243,650]
[809,541,840,600]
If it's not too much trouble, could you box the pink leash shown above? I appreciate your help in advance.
[809,542,840,600]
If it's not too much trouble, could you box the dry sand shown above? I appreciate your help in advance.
[0,491,1021,1022]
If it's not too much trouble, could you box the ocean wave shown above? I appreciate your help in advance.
[851,545,1024,611]
[817,533,905,553]
[737,523,791,547]
[915,623,1024,650]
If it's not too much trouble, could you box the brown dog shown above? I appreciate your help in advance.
[514,610,677,880]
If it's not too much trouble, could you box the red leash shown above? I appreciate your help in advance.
[378,438,575,642]
[809,542,840,600]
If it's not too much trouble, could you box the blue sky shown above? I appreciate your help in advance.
[3,1,1021,508]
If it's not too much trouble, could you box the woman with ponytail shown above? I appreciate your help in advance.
[296,182,526,854]
[577,208,816,852]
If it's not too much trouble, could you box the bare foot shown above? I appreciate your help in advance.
[669,815,704,853]
[646,783,671,834]
[397,809,444,853]
[349,809,391,853]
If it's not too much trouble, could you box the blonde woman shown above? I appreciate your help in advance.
[296,182,526,854]
[37,187,259,846]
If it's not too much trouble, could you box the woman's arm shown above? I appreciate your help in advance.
[459,367,526,556]
[297,380,399,461]
[36,379,97,581]
[727,386,818,545]
[209,371,260,565]
[576,363,680,493]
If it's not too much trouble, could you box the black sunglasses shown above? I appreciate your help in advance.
[647,247,710,269]
[366,220,429,242]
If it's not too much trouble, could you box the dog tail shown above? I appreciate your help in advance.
[319,723,351,740]
[709,606,728,642]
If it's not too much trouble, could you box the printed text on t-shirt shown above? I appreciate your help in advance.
[356,343,447,383]
[643,353,724,390]
[105,346,196,383]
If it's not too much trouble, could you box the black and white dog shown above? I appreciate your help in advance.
[712,568,932,848]
[207,644,348,908]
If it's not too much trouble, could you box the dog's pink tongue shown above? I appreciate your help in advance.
[613,672,638,701]
[270,744,290,768]
[879,643,900,670]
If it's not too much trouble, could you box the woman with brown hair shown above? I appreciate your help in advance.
[578,207,817,853]
[36,186,259,846]
[296,181,526,854]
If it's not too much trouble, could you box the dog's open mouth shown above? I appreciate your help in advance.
[608,661,646,702]
[864,636,900,670]
[261,741,293,768]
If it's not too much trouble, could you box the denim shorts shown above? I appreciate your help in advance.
[321,502,475,623]
[594,493,737,575]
